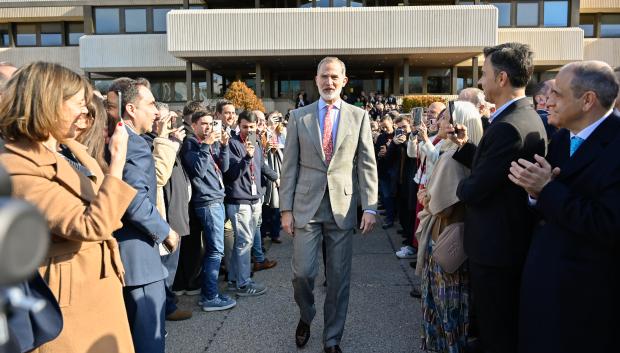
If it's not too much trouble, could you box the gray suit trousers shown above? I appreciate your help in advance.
[292,192,354,347]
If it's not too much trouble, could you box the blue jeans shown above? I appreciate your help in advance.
[252,215,265,263]
[226,203,261,288]
[379,175,395,224]
[195,202,225,300]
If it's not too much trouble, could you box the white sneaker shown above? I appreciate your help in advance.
[396,246,417,259]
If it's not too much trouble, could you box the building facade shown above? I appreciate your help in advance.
[0,0,618,110]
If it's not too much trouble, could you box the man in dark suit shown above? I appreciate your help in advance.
[113,80,180,353]
[509,61,620,353]
[449,42,547,353]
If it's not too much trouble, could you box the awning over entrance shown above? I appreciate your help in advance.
[167,5,498,61]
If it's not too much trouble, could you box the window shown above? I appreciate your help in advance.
[491,3,512,27]
[517,2,538,27]
[601,14,620,38]
[67,22,83,45]
[0,24,10,47]
[543,1,568,27]
[40,23,62,46]
[15,24,37,46]
[125,8,147,33]
[153,8,173,32]
[579,14,595,38]
[427,69,451,94]
[95,8,120,34]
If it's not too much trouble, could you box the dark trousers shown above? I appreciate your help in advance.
[161,237,182,316]
[469,261,521,353]
[378,176,395,223]
[172,208,204,292]
[123,280,166,353]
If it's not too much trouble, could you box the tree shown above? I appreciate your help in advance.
[224,80,265,112]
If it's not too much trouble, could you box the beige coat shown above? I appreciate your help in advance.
[152,136,179,219]
[1,139,137,353]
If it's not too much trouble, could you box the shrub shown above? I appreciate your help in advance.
[224,80,266,112]
[401,95,447,112]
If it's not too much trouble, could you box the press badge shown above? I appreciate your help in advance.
[251,182,258,196]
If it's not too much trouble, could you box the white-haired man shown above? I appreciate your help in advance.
[280,57,378,353]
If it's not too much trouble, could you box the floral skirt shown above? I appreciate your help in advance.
[420,246,469,353]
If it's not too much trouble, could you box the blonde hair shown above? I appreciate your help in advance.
[443,101,483,151]
[0,62,90,142]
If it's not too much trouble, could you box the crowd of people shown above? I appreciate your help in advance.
[1,41,620,353]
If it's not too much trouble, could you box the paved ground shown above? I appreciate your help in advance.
[166,223,424,353]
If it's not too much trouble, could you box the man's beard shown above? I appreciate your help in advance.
[319,86,343,102]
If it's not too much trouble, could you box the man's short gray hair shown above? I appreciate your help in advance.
[155,102,169,111]
[564,61,619,110]
[458,87,486,107]
[316,57,346,76]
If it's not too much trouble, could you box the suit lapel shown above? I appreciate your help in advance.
[558,114,620,180]
[302,102,327,164]
[333,103,352,158]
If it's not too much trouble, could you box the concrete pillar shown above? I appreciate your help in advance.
[383,72,389,95]
[255,63,262,98]
[185,61,192,101]
[392,66,400,96]
[422,70,428,94]
[472,56,479,88]
[183,0,189,9]
[451,65,458,95]
[235,71,242,81]
[83,6,94,35]
[205,69,213,99]
[264,68,272,99]
[403,58,410,95]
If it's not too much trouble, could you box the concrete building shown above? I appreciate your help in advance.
[0,0,618,110]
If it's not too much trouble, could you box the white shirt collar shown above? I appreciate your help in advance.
[489,96,527,123]
[570,108,614,141]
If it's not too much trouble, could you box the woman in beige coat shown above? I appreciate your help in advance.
[0,62,137,353]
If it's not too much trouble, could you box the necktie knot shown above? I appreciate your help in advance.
[570,136,584,157]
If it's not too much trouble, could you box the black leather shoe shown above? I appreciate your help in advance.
[295,320,310,347]
[324,345,342,353]
[410,288,422,298]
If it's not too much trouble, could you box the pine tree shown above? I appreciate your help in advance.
[224,80,266,112]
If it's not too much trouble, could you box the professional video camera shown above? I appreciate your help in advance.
[0,162,51,353]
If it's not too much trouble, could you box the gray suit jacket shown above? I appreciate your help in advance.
[280,100,378,230]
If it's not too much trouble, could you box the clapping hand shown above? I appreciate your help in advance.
[508,154,561,198]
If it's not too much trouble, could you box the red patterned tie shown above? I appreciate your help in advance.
[322,104,334,164]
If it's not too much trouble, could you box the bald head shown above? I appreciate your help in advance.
[458,88,486,114]
[427,101,446,120]
[562,60,619,110]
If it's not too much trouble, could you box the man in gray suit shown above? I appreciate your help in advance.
[280,57,378,353]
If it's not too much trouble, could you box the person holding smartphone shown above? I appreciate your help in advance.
[224,110,279,297]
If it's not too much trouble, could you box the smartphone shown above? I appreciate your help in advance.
[448,100,456,125]
[212,120,222,134]
[247,130,257,145]
[117,91,124,124]
[412,107,423,127]
[394,128,404,137]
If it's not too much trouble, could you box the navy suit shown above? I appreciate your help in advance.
[519,112,620,353]
[114,127,170,353]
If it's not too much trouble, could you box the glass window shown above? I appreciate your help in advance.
[0,24,9,47]
[517,3,538,27]
[125,8,147,33]
[153,8,174,32]
[95,8,120,34]
[543,1,568,27]
[579,14,595,38]
[601,14,620,38]
[40,23,63,46]
[491,3,512,27]
[15,24,37,46]
[427,69,451,94]
[67,22,84,46]
[213,74,224,96]
[174,81,187,102]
